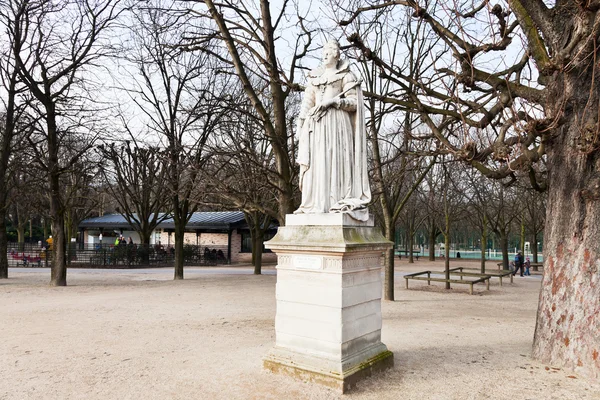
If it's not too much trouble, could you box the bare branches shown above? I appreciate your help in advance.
[338,0,557,183]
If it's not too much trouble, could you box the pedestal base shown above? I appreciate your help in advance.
[264,347,394,393]
[264,213,394,393]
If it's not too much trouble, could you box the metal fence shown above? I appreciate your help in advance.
[5,243,230,268]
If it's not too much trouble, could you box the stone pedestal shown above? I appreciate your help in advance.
[263,213,394,393]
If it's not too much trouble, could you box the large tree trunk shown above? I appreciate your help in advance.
[499,232,509,271]
[0,162,7,280]
[48,108,67,287]
[0,210,8,279]
[532,90,600,378]
[43,219,48,243]
[17,223,25,245]
[520,218,525,254]
[532,233,539,266]
[251,228,264,275]
[408,220,415,264]
[480,228,487,274]
[428,225,436,261]
[383,226,395,301]
[173,223,185,280]
[49,216,67,286]
[444,232,450,289]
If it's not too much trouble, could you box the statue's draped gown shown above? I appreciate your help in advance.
[295,60,371,221]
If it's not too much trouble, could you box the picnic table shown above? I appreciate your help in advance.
[403,270,490,295]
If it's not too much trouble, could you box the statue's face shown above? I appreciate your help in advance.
[322,45,339,68]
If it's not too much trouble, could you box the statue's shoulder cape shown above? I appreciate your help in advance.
[308,59,353,86]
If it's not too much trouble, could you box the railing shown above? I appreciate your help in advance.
[5,243,230,268]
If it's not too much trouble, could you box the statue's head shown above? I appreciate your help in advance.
[322,39,341,67]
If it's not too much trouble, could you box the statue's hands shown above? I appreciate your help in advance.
[309,97,340,121]
[320,97,340,110]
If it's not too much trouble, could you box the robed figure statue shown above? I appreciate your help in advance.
[294,40,371,221]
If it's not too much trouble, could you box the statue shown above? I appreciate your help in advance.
[294,39,371,221]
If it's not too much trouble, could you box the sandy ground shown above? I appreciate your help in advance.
[1,259,599,400]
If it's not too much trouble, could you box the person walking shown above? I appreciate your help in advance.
[513,251,525,276]
[524,256,531,276]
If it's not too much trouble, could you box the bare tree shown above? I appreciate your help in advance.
[10,0,122,286]
[120,1,222,279]
[0,0,30,278]
[340,12,438,300]
[199,94,284,274]
[435,161,467,286]
[480,181,520,271]
[521,188,546,265]
[464,169,492,273]
[339,0,600,376]
[99,141,170,247]
[182,0,314,224]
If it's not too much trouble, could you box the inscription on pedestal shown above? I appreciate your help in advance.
[292,255,323,270]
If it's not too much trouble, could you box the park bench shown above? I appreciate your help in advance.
[447,267,513,286]
[14,255,42,267]
[529,262,543,272]
[403,270,490,295]
[397,249,421,260]
[497,261,543,273]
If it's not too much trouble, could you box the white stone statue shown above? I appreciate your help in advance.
[294,39,371,221]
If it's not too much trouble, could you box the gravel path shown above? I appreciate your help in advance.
[1,260,598,399]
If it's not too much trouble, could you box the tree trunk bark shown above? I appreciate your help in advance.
[444,233,450,289]
[17,223,25,245]
[43,220,48,243]
[520,217,526,254]
[0,210,8,279]
[173,224,185,280]
[384,227,395,301]
[48,108,67,286]
[251,240,256,266]
[408,221,415,264]
[49,216,67,286]
[532,103,600,378]
[499,232,509,271]
[428,225,436,261]
[480,229,487,274]
[532,233,539,266]
[251,230,264,275]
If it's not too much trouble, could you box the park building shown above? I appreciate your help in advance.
[78,211,278,265]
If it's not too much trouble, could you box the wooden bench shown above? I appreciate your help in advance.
[403,271,490,295]
[496,262,509,271]
[448,267,513,286]
[397,250,421,260]
[529,262,543,272]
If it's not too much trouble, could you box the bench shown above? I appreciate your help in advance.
[497,261,543,273]
[15,257,42,267]
[448,267,513,286]
[397,250,421,260]
[404,270,490,295]
[496,262,509,271]
[529,262,543,272]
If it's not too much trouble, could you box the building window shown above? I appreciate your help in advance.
[241,232,275,253]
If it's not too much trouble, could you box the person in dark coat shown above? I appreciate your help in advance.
[513,251,525,277]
